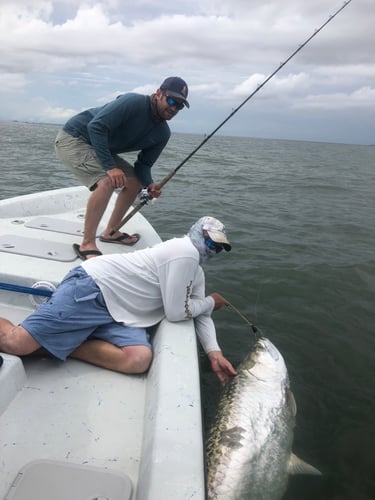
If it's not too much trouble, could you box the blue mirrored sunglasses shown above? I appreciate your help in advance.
[204,237,223,253]
[165,95,184,110]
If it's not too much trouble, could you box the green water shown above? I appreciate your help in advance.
[1,121,374,499]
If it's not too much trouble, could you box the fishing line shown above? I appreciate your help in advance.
[227,300,262,340]
[111,0,353,234]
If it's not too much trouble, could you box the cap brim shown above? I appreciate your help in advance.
[207,230,231,251]
[165,90,190,108]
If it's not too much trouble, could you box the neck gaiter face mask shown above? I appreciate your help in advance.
[187,218,216,264]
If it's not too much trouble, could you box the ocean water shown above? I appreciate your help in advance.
[1,121,374,500]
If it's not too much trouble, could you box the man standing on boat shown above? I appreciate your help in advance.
[0,217,237,384]
[55,76,189,260]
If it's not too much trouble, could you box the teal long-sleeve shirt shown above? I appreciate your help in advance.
[63,93,171,186]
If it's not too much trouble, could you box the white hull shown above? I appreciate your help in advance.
[0,187,205,500]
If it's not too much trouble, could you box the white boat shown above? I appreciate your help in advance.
[0,187,205,500]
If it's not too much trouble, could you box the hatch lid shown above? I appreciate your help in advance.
[5,460,133,500]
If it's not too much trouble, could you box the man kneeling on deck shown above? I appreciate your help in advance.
[0,216,237,384]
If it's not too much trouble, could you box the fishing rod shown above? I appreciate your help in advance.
[111,0,352,234]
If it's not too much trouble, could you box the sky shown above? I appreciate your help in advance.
[0,0,374,145]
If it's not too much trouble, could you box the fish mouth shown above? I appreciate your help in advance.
[252,336,266,350]
[252,337,280,362]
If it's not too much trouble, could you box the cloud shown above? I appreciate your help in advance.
[0,0,374,143]
[0,73,28,92]
[232,73,310,99]
[295,86,375,111]
[2,0,370,74]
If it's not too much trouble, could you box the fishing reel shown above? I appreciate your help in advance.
[138,188,152,204]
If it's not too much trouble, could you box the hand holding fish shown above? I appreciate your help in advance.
[207,350,237,385]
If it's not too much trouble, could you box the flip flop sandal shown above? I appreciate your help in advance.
[73,243,103,261]
[99,233,140,246]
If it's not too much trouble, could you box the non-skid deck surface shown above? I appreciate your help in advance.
[25,217,85,236]
[0,235,77,262]
[0,216,106,261]
[24,217,104,236]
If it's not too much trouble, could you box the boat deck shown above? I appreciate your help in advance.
[0,351,145,497]
[0,187,205,500]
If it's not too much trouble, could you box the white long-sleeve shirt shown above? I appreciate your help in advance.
[81,236,221,353]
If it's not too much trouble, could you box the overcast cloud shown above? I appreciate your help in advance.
[0,0,374,144]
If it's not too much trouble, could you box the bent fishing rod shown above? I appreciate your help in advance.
[111,0,352,234]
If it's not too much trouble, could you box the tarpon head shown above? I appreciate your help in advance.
[241,337,289,384]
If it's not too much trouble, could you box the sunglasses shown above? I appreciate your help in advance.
[165,95,184,110]
[204,237,223,253]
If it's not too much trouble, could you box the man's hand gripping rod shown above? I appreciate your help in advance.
[109,0,352,236]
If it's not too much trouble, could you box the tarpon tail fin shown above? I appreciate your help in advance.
[287,453,322,476]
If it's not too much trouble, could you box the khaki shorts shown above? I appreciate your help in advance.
[55,129,135,190]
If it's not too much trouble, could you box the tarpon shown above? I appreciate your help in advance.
[206,337,321,500]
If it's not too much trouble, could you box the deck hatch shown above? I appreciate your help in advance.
[25,217,85,236]
[5,460,133,500]
[0,235,76,262]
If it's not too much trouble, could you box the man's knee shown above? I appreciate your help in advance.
[0,324,40,355]
[120,346,153,374]
[95,175,115,192]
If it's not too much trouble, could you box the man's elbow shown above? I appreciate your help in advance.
[164,310,191,322]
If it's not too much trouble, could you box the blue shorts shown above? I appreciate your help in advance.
[21,266,152,361]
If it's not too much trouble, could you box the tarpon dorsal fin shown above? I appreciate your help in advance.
[287,453,322,476]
